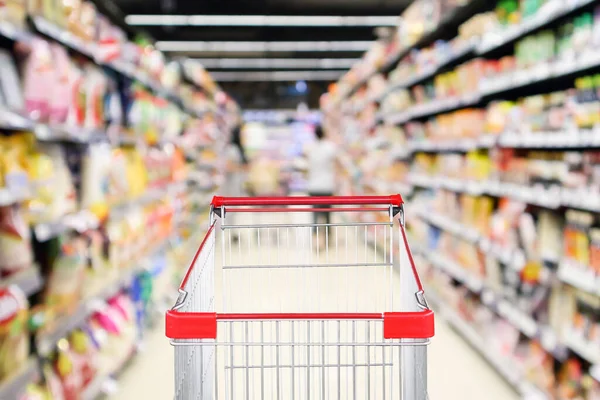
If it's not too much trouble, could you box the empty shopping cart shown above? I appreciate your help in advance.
[166,195,434,399]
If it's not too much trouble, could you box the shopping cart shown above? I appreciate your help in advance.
[166,195,434,399]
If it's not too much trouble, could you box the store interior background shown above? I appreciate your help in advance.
[0,0,599,398]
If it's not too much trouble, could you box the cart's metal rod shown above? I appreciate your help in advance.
[352,320,357,400]
[224,362,394,370]
[337,320,341,400]
[245,321,249,400]
[366,321,371,398]
[171,340,431,346]
[229,322,234,400]
[321,320,326,400]
[261,321,265,400]
[221,222,392,229]
[382,334,387,400]
[291,320,295,400]
[306,320,311,400]
[222,262,392,270]
[276,321,281,400]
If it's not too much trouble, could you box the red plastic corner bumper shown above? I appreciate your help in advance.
[383,310,435,339]
[166,311,217,339]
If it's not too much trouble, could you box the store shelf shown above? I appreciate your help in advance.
[481,50,600,95]
[591,364,600,382]
[426,291,549,399]
[9,17,212,118]
[0,21,34,43]
[557,260,600,296]
[411,136,497,152]
[383,93,481,124]
[498,129,600,149]
[0,186,31,206]
[35,239,170,357]
[379,130,600,158]
[0,359,39,400]
[1,107,173,146]
[416,208,528,271]
[33,210,100,242]
[563,330,600,365]
[427,252,484,292]
[30,16,97,58]
[419,245,569,360]
[82,347,136,400]
[0,107,35,131]
[410,130,600,152]
[34,123,108,143]
[415,209,479,243]
[32,181,187,242]
[342,70,377,101]
[380,0,486,74]
[477,0,596,55]
[331,0,487,106]
[379,41,477,102]
[0,266,44,296]
[383,49,600,123]
[409,174,600,213]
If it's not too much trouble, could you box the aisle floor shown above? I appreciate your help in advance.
[117,211,519,399]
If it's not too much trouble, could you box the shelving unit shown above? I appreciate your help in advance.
[0,359,39,400]
[324,0,600,397]
[0,1,236,398]
[410,212,600,358]
[426,291,551,399]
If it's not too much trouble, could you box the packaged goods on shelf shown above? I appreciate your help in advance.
[0,286,30,383]
[396,0,471,50]
[323,0,600,395]
[407,190,600,397]
[0,2,237,397]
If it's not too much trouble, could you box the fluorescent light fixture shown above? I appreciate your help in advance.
[208,70,345,82]
[156,41,373,52]
[125,15,398,27]
[191,58,359,69]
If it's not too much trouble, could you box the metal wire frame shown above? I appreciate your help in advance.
[172,203,430,400]
[175,319,428,400]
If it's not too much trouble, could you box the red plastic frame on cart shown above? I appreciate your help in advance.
[168,194,433,341]
[212,195,403,208]
[166,311,435,340]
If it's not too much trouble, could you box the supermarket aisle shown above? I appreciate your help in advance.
[116,312,518,399]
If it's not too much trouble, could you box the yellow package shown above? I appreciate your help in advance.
[3,135,30,192]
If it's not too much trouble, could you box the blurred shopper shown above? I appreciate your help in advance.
[225,124,248,194]
[304,124,339,230]
[224,125,248,232]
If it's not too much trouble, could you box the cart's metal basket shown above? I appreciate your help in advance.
[166,195,434,399]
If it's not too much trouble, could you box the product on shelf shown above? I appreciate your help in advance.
[0,204,34,276]
[0,0,234,396]
[0,286,29,382]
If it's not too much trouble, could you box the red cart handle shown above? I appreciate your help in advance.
[212,195,403,208]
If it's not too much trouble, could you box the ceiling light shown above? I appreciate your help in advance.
[208,70,345,82]
[156,41,373,52]
[191,58,359,69]
[125,15,398,27]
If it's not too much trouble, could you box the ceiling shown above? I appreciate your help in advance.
[106,0,413,108]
